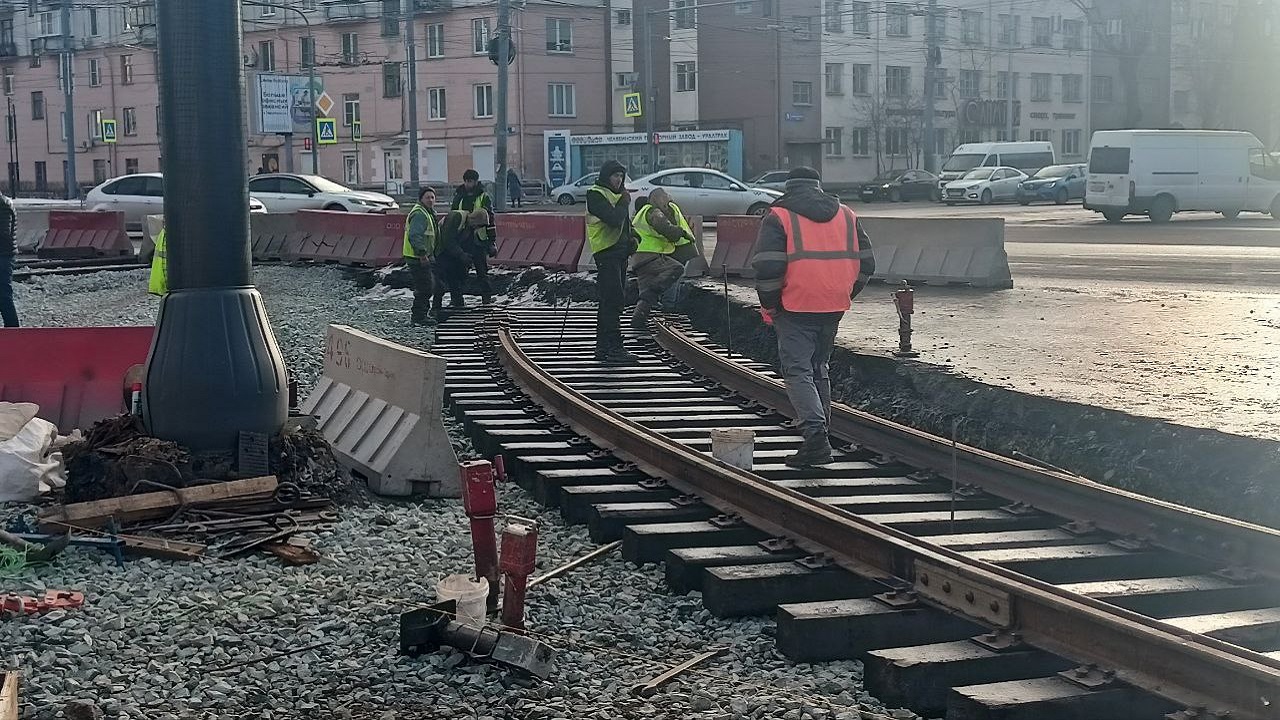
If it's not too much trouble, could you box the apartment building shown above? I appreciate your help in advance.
[819,0,1094,185]
[1,0,611,196]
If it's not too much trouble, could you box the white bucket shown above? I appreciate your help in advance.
[435,574,489,625]
[711,428,755,471]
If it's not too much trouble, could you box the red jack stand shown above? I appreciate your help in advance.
[499,521,539,632]
[460,461,500,610]
[892,285,920,358]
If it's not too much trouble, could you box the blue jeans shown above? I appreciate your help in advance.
[0,255,17,328]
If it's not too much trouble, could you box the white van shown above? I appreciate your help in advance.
[937,142,1056,185]
[1084,130,1280,223]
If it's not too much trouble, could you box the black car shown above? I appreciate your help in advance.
[859,169,940,202]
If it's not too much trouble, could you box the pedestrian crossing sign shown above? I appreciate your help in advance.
[317,117,337,145]
[352,120,362,142]
[623,92,643,118]
[101,119,117,144]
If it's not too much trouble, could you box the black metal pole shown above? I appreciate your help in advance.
[722,263,732,358]
[143,0,287,452]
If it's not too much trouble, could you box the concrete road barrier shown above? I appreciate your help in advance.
[292,210,404,267]
[495,213,586,272]
[250,213,301,262]
[301,324,459,497]
[37,211,132,259]
[860,217,1013,289]
[14,209,50,253]
[708,215,761,278]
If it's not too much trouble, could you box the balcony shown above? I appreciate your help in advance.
[413,0,453,11]
[323,1,368,22]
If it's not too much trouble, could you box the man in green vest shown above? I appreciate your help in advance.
[403,186,440,326]
[450,168,493,245]
[585,160,636,364]
[629,188,695,333]
[148,228,168,296]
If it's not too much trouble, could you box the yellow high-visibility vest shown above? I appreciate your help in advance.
[586,186,625,254]
[148,229,167,296]
[633,201,693,255]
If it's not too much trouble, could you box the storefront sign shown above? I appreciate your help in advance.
[653,130,732,144]
[961,99,1021,127]
[569,133,648,146]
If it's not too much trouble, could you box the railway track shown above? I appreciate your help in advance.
[432,304,1280,720]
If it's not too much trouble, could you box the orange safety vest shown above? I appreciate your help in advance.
[774,205,861,313]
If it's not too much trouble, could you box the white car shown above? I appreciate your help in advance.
[550,172,599,205]
[749,170,790,191]
[248,173,398,213]
[942,166,1028,205]
[628,168,781,217]
[85,172,266,229]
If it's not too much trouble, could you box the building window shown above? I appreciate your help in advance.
[123,106,137,136]
[258,40,275,72]
[548,83,576,117]
[851,64,870,95]
[997,71,1019,99]
[1092,75,1113,103]
[342,152,360,184]
[735,1,753,14]
[120,55,134,84]
[381,0,399,37]
[428,87,446,120]
[0,19,11,48]
[87,109,102,140]
[1032,16,1051,46]
[850,127,869,156]
[89,8,99,36]
[999,14,1019,45]
[546,18,573,53]
[1062,129,1082,156]
[1031,73,1051,102]
[675,61,697,92]
[616,9,631,25]
[792,81,813,106]
[933,69,948,99]
[884,127,908,157]
[342,93,360,127]
[38,11,54,36]
[886,3,909,36]
[959,69,980,98]
[825,0,843,33]
[125,157,138,174]
[34,161,46,192]
[92,159,107,184]
[933,129,949,156]
[59,112,66,141]
[1029,129,1052,142]
[342,33,359,64]
[824,127,843,157]
[761,0,774,17]
[1062,74,1082,103]
[961,10,982,43]
[1063,19,1083,49]
[792,15,814,41]
[30,91,43,120]
[674,0,696,29]
[927,10,946,41]
[824,63,843,95]
[472,18,490,54]
[2,68,12,96]
[426,23,445,58]
[260,2,276,18]
[850,1,870,33]
[296,37,314,68]
[616,71,637,89]
[885,66,910,97]
[88,58,101,87]
[383,62,401,98]
[474,84,493,118]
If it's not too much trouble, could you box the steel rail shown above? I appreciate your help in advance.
[656,322,1280,581]
[496,324,1280,720]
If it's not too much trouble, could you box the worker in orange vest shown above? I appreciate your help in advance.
[751,167,875,468]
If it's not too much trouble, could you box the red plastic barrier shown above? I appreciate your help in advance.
[0,326,154,432]
[493,213,585,272]
[37,211,132,259]
[709,215,762,278]
[291,210,404,266]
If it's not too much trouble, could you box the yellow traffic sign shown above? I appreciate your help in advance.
[623,92,643,118]
[101,119,117,143]
[317,117,337,145]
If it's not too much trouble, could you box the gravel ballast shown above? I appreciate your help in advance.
[2,267,905,720]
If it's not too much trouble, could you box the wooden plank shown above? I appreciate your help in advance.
[38,476,278,531]
[0,671,18,720]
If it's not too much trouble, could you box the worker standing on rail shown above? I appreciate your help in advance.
[433,207,493,314]
[586,160,637,364]
[751,167,874,468]
[403,186,440,326]
[629,188,696,333]
[0,192,17,327]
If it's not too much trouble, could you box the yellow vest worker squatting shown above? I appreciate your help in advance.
[629,187,696,334]
[750,166,876,469]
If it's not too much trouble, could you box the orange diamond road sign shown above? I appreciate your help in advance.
[314,91,335,118]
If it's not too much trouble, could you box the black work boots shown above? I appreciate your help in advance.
[784,434,834,468]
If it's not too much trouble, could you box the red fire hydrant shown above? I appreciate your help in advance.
[460,461,500,610]
[892,285,920,358]
[499,521,539,632]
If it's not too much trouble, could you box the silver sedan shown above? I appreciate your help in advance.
[627,168,781,217]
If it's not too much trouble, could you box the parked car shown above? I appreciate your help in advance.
[1016,164,1087,205]
[248,173,398,213]
[942,166,1028,205]
[749,170,790,191]
[859,169,940,202]
[86,172,266,230]
[627,168,781,217]
[937,141,1056,185]
[550,172,599,205]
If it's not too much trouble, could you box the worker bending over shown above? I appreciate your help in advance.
[629,188,696,333]
[434,208,493,314]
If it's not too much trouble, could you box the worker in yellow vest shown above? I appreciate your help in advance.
[148,228,168,296]
[629,188,695,333]
[403,186,440,325]
[585,160,636,364]
[450,169,493,245]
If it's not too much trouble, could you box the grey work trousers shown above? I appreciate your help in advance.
[773,310,841,439]
[631,252,685,304]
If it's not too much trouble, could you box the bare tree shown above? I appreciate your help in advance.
[1069,0,1153,128]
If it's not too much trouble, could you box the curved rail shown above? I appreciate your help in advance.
[656,321,1280,580]
[497,321,1280,720]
